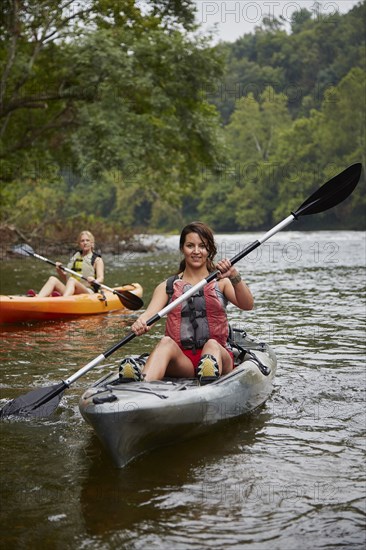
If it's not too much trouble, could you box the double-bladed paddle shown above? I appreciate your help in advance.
[0,163,362,418]
[12,244,143,311]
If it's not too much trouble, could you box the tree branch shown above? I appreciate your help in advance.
[0,0,20,106]
[0,90,93,117]
[252,133,263,155]
[1,1,93,120]
[0,104,76,157]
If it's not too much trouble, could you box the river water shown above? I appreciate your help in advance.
[0,231,365,549]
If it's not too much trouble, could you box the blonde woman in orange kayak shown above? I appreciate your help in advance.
[34,231,104,297]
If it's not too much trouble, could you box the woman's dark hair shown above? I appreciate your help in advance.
[178,221,217,273]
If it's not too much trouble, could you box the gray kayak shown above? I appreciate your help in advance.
[79,330,277,468]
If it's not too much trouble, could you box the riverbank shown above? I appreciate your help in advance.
[0,223,157,260]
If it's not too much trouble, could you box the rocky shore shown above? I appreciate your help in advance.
[0,224,157,260]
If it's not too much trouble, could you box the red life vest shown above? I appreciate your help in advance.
[165,278,229,350]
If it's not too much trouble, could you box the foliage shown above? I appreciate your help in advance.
[273,67,366,226]
[197,67,365,231]
[0,0,225,238]
[0,0,365,241]
[214,1,366,121]
[68,26,225,203]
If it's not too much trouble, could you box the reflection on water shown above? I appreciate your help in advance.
[1,231,365,549]
[0,313,135,404]
[80,410,269,538]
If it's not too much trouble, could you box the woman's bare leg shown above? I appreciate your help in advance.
[143,336,195,382]
[63,279,91,297]
[38,276,66,297]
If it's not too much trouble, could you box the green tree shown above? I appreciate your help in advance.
[0,0,225,236]
[223,87,291,229]
[68,27,225,205]
[272,67,365,228]
[214,2,365,121]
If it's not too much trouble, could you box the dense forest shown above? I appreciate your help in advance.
[0,0,365,245]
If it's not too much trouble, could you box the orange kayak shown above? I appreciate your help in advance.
[0,284,143,324]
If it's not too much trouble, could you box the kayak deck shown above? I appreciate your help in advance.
[79,331,277,468]
[0,283,143,324]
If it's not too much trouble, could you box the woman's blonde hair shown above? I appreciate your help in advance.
[77,230,95,249]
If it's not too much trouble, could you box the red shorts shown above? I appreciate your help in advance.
[180,347,234,374]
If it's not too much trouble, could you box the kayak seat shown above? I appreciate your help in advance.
[197,354,219,386]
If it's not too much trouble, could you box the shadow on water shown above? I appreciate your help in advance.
[79,406,271,537]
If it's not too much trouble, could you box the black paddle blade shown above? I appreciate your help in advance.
[0,383,67,418]
[115,289,143,311]
[294,163,362,218]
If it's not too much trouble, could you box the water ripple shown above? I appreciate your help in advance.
[1,231,365,549]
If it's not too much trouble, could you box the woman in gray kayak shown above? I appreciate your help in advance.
[120,221,254,385]
[31,230,104,297]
